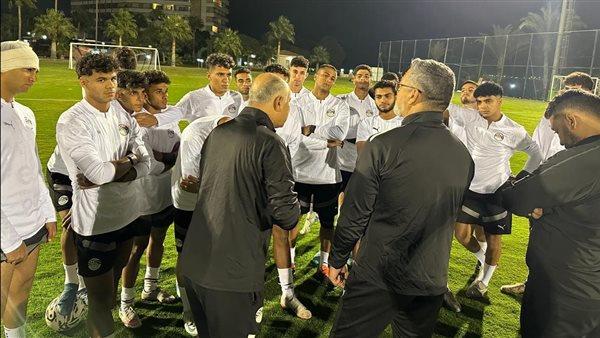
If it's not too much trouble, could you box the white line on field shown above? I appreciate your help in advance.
[18,98,79,102]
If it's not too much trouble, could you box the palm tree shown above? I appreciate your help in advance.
[310,45,330,69]
[105,9,138,46]
[34,9,76,59]
[269,16,295,63]
[8,0,36,40]
[477,25,527,82]
[71,7,94,40]
[212,28,243,59]
[160,15,192,67]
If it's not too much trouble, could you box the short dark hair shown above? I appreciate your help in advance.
[234,67,251,77]
[544,89,600,119]
[354,64,371,75]
[564,72,594,92]
[114,47,137,70]
[264,64,289,79]
[76,53,119,78]
[117,69,148,89]
[290,56,309,68]
[372,80,397,95]
[318,64,337,73]
[474,81,503,98]
[381,72,400,83]
[206,53,235,70]
[460,80,478,88]
[144,70,170,87]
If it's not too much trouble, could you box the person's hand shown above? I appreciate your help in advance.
[180,175,200,193]
[134,112,158,128]
[301,125,316,136]
[76,173,99,189]
[5,242,27,265]
[45,222,57,242]
[529,208,543,219]
[61,210,72,229]
[328,264,348,288]
[327,139,344,148]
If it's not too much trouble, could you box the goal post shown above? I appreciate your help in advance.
[548,74,599,100]
[69,42,161,71]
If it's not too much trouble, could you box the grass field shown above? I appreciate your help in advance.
[6,59,548,337]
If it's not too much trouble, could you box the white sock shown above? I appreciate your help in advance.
[64,263,79,285]
[290,247,296,265]
[319,251,329,266]
[3,325,26,338]
[78,274,86,290]
[277,268,295,299]
[178,285,191,314]
[481,264,497,286]
[478,240,488,253]
[474,248,486,266]
[120,287,136,310]
[144,266,160,292]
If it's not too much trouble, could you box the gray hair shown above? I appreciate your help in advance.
[1,40,31,52]
[406,58,456,110]
[248,75,289,103]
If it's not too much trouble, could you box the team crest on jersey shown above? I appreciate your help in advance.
[58,195,69,206]
[493,132,505,141]
[227,104,237,115]
[118,124,129,136]
[88,258,101,271]
[326,108,336,117]
[366,110,374,117]
[23,116,33,129]
[168,130,175,138]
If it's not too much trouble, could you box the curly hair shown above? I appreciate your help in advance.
[76,53,119,78]
[373,80,397,95]
[117,69,148,89]
[264,64,290,79]
[144,70,171,87]
[114,47,137,70]
[474,81,503,98]
[564,72,594,92]
[234,67,251,77]
[290,56,309,69]
[206,53,235,70]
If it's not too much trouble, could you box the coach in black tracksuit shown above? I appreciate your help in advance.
[328,59,474,338]
[501,90,600,338]
[179,74,300,338]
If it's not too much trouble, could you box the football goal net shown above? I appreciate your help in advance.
[548,74,599,100]
[69,42,161,71]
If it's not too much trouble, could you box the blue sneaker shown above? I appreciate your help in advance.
[310,252,320,267]
[56,283,79,316]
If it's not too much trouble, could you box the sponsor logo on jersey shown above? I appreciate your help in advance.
[24,117,33,129]
[326,108,336,117]
[366,110,374,117]
[118,124,130,136]
[493,132,505,141]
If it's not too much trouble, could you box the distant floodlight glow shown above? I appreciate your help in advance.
[41,35,48,40]
[145,54,151,60]
[509,83,516,89]
[197,58,201,62]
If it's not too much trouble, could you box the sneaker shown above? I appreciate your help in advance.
[119,304,142,328]
[183,311,197,336]
[56,283,79,316]
[280,294,312,320]
[310,252,320,267]
[500,282,526,296]
[465,280,488,299]
[141,287,177,304]
[319,264,330,279]
[443,290,462,312]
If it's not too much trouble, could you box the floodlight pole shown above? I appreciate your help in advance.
[477,36,487,80]
[590,30,598,75]
[386,41,392,72]
[95,0,99,42]
[443,38,449,63]
[498,35,509,83]
[456,37,466,89]
[398,40,404,73]
[551,0,572,83]
[523,34,534,98]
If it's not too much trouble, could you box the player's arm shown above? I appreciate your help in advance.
[179,130,204,193]
[175,93,193,122]
[355,118,370,155]
[313,102,351,141]
[516,129,543,176]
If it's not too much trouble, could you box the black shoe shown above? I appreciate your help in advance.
[443,290,462,312]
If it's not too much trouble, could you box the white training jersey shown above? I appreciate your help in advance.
[175,86,243,122]
[532,116,564,162]
[137,106,182,215]
[1,98,56,253]
[447,104,474,145]
[56,99,151,236]
[46,146,69,176]
[450,105,542,194]
[171,115,225,211]
[337,91,378,172]
[356,114,404,142]
[290,87,311,103]
[290,92,350,184]
[276,101,328,160]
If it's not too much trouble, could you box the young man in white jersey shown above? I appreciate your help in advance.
[114,70,179,328]
[1,40,57,338]
[289,56,311,102]
[289,64,350,278]
[234,67,252,109]
[500,71,595,297]
[56,53,152,338]
[449,81,542,298]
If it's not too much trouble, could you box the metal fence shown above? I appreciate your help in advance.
[377,29,599,101]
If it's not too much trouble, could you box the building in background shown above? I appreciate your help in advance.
[70,0,192,17]
[190,0,229,33]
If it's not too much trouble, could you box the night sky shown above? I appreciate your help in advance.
[229,0,600,67]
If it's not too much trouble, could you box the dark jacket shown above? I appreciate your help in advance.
[180,107,300,293]
[501,135,600,307]
[330,111,474,296]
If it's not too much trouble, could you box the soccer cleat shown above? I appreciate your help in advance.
[319,264,330,279]
[280,294,312,320]
[500,282,526,296]
[465,280,488,299]
[183,311,197,336]
[119,304,142,328]
[443,290,462,312]
[56,283,79,316]
[141,287,177,304]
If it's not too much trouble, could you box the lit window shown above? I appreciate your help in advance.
[165,4,174,10]
[211,25,218,33]
[213,0,222,7]
[152,3,163,10]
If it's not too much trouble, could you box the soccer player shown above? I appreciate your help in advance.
[367,71,400,99]
[449,81,542,298]
[289,64,350,278]
[234,67,252,106]
[1,40,57,338]
[288,56,311,102]
[500,71,595,296]
[114,47,137,71]
[56,53,151,338]
[356,80,403,154]
[264,63,290,82]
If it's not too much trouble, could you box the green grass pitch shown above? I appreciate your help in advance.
[5,59,548,337]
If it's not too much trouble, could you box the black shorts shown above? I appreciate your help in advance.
[294,182,341,228]
[340,170,353,193]
[46,169,72,212]
[457,189,512,235]
[131,205,175,237]
[1,226,48,262]
[174,208,194,253]
[74,223,135,277]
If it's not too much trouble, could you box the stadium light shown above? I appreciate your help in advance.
[42,35,48,40]
[509,83,517,89]
[250,54,256,59]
